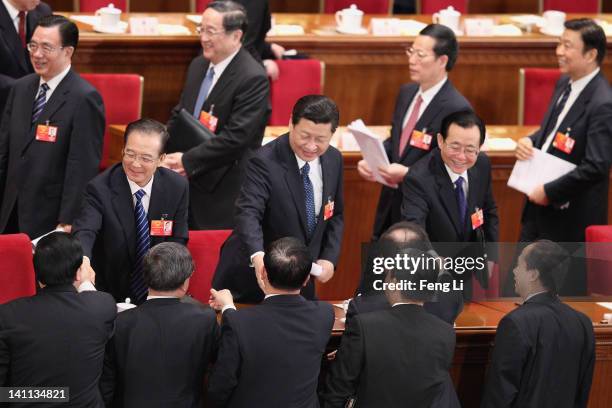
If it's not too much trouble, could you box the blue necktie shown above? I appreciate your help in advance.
[454,176,467,228]
[193,67,215,117]
[301,163,316,236]
[31,83,49,123]
[131,189,150,304]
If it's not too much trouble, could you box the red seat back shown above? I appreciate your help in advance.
[77,0,128,12]
[542,0,600,13]
[0,234,36,304]
[585,226,612,296]
[324,0,391,14]
[419,0,468,14]
[187,230,232,303]
[518,68,562,126]
[81,73,143,171]
[195,0,211,13]
[471,263,500,301]
[269,59,323,126]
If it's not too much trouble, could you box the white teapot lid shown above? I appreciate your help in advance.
[439,6,460,15]
[98,3,121,14]
[342,4,364,16]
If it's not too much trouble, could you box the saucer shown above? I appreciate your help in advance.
[336,26,368,35]
[93,22,128,34]
[540,27,563,36]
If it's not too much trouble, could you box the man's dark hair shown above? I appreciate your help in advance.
[523,240,569,295]
[440,110,486,146]
[124,118,170,155]
[207,1,248,39]
[419,23,459,71]
[564,18,606,66]
[263,237,313,290]
[387,248,439,302]
[143,243,194,291]
[35,15,79,50]
[34,232,83,286]
[291,95,340,133]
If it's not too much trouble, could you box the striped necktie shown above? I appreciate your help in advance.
[301,162,317,236]
[131,189,150,304]
[454,176,467,228]
[31,83,49,123]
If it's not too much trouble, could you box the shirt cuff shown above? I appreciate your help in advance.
[249,251,265,267]
[77,280,97,292]
[222,304,237,314]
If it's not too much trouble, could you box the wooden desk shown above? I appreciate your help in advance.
[66,13,612,126]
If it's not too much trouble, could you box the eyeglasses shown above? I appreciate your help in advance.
[196,25,226,37]
[444,141,479,157]
[406,47,433,60]
[123,150,159,165]
[26,42,64,55]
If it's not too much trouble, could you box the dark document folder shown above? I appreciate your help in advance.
[166,108,214,153]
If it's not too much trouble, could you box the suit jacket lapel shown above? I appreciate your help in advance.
[464,163,481,236]
[278,135,309,237]
[111,167,137,263]
[553,74,601,142]
[392,85,418,161]
[535,77,568,148]
[187,59,210,113]
[313,150,336,235]
[0,4,28,72]
[19,77,41,155]
[202,49,241,112]
[433,151,463,237]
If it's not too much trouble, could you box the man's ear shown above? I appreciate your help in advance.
[302,274,311,288]
[437,133,444,148]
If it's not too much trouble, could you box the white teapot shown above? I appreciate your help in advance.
[433,6,461,32]
[95,3,122,30]
[335,4,364,33]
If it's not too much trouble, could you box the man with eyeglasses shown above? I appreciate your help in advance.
[163,0,269,230]
[72,119,189,303]
[401,110,498,300]
[357,24,472,240]
[0,0,52,115]
[0,14,104,240]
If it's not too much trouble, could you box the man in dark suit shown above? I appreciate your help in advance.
[401,110,498,298]
[0,232,116,407]
[208,237,334,408]
[481,240,595,408]
[212,95,343,303]
[100,243,218,408]
[0,15,104,239]
[163,0,269,229]
[0,0,52,114]
[323,247,459,408]
[72,119,189,303]
[357,24,472,239]
[352,221,464,326]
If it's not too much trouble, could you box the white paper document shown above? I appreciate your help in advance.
[347,119,394,188]
[507,148,576,195]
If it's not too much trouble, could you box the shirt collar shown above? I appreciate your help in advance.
[3,0,20,21]
[147,295,178,300]
[295,154,320,171]
[126,173,154,198]
[444,163,468,184]
[569,67,600,95]
[39,64,72,92]
[264,293,282,299]
[523,290,548,303]
[210,47,240,79]
[418,76,448,105]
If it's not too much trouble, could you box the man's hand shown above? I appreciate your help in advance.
[76,256,96,287]
[515,137,534,161]
[528,184,549,206]
[252,253,265,283]
[270,43,285,59]
[357,160,377,182]
[161,152,186,176]
[378,163,408,187]
[263,59,280,81]
[315,259,335,283]
[57,224,72,233]
[209,288,234,311]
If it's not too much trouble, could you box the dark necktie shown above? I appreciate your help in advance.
[301,162,316,236]
[193,67,215,117]
[31,83,49,123]
[131,189,150,304]
[18,11,26,47]
[454,176,467,228]
[540,83,571,146]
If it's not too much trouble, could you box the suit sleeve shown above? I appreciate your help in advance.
[319,154,344,265]
[481,316,528,408]
[400,173,430,227]
[235,154,270,255]
[167,178,189,245]
[0,315,9,387]
[71,181,104,258]
[58,89,105,224]
[544,100,612,205]
[99,337,116,407]
[575,317,595,408]
[207,309,241,408]
[182,70,269,177]
[322,316,365,408]
[0,86,15,205]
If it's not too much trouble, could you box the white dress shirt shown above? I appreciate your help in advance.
[203,47,241,105]
[38,64,71,101]
[127,174,154,213]
[401,76,448,130]
[541,68,600,152]
[2,0,21,32]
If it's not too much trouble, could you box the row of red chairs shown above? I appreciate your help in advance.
[74,0,603,14]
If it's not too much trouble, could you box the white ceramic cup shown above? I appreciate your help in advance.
[432,6,461,32]
[95,3,121,29]
[335,4,364,32]
[542,10,566,34]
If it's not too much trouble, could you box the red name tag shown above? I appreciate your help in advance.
[35,124,58,143]
[552,132,575,154]
[150,220,173,236]
[199,110,218,132]
[471,208,484,230]
[409,130,432,151]
[324,200,335,221]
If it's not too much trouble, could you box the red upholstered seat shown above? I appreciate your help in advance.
[195,0,210,13]
[541,0,600,13]
[471,263,500,301]
[0,234,36,304]
[585,226,612,296]
[77,0,128,12]
[518,68,562,126]
[418,0,468,14]
[324,0,392,14]
[187,230,232,303]
[81,73,143,171]
[269,59,324,126]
